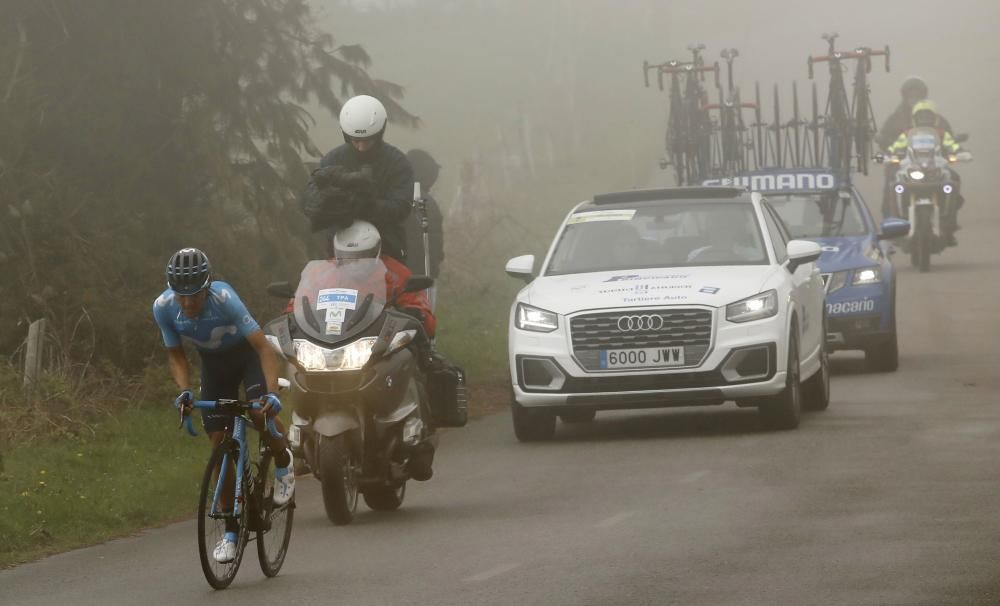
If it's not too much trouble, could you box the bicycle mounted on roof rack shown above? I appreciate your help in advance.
[644,35,890,188]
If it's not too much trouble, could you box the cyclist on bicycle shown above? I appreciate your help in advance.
[153,247,295,563]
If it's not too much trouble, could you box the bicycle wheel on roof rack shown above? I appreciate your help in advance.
[852,72,877,177]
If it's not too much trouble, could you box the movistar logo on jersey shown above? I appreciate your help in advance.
[703,170,838,192]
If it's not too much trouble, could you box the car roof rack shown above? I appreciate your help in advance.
[592,186,746,205]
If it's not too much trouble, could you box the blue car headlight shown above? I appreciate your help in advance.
[852,267,881,286]
[827,271,848,293]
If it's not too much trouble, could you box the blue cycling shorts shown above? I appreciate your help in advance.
[198,340,266,434]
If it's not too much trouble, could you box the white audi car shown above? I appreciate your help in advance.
[505,186,829,441]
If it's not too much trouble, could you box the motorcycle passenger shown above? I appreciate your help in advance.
[887,100,964,245]
[333,220,437,480]
[153,248,295,563]
[300,95,415,262]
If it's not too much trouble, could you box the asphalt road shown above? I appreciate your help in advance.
[5,192,1000,605]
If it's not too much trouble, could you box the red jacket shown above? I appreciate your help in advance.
[382,255,436,338]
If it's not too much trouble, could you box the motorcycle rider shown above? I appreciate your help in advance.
[887,100,964,245]
[333,220,436,479]
[300,95,414,262]
[153,248,295,563]
[876,77,956,218]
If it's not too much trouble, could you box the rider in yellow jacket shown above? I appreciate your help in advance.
[888,100,961,155]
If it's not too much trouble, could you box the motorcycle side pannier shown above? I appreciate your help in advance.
[427,363,468,428]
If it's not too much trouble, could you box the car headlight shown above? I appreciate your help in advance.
[293,337,377,372]
[852,267,881,285]
[726,290,778,323]
[827,271,848,293]
[908,169,925,181]
[516,303,558,332]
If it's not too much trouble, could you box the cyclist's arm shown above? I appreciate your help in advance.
[166,346,193,392]
[247,330,281,395]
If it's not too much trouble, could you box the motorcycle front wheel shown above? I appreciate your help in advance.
[318,434,359,525]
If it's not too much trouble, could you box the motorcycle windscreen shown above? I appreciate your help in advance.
[292,258,389,345]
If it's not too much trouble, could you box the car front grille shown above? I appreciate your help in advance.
[570,308,713,371]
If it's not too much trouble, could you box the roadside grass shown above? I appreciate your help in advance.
[0,405,207,568]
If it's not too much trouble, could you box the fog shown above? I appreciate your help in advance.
[314,0,1000,210]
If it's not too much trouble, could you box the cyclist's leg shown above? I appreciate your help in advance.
[238,345,291,469]
[199,351,240,521]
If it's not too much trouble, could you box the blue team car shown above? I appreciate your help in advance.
[705,170,909,371]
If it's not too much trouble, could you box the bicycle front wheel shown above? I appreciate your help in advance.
[255,449,294,577]
[197,439,249,590]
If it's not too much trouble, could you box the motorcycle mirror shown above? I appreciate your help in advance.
[404,275,434,293]
[267,281,296,299]
[954,133,969,144]
[956,151,973,162]
[873,153,886,165]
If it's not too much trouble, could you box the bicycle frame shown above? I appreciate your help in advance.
[183,400,282,518]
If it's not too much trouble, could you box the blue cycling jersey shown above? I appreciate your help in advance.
[153,281,260,352]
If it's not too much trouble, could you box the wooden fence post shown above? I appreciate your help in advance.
[23,318,46,394]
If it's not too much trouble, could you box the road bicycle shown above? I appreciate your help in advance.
[178,398,294,589]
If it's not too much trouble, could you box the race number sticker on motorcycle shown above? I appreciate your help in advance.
[325,321,343,336]
[316,288,358,311]
[827,299,876,315]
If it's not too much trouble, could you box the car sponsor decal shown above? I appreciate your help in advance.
[699,286,720,294]
[567,209,636,224]
[826,299,877,315]
[703,170,837,192]
[604,273,689,282]
[316,288,358,310]
[599,283,693,296]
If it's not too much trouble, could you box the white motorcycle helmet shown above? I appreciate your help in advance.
[333,220,382,260]
[339,95,388,141]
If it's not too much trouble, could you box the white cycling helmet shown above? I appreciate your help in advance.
[334,220,382,260]
[339,95,388,140]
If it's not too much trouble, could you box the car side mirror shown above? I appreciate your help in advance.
[267,281,296,299]
[505,254,536,283]
[404,275,434,293]
[786,240,822,273]
[878,218,910,240]
[954,133,969,144]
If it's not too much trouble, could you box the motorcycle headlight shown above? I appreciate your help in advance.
[516,303,558,332]
[293,337,377,372]
[827,271,849,293]
[726,290,778,323]
[852,267,881,286]
[908,169,925,181]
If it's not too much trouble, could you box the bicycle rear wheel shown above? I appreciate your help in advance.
[255,449,294,577]
[197,439,249,590]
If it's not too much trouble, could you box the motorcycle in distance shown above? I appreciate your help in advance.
[263,257,438,525]
[879,128,972,272]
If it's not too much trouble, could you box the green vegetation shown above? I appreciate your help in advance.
[0,406,206,568]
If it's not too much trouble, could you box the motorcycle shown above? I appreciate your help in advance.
[884,127,971,272]
[263,257,438,525]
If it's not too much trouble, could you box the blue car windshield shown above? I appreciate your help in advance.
[767,192,868,239]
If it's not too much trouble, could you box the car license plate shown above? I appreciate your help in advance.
[599,347,686,369]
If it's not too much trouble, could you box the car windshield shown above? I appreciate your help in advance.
[545,202,768,276]
[767,192,868,238]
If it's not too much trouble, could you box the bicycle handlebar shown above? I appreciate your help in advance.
[178,399,284,439]
[807,45,890,78]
